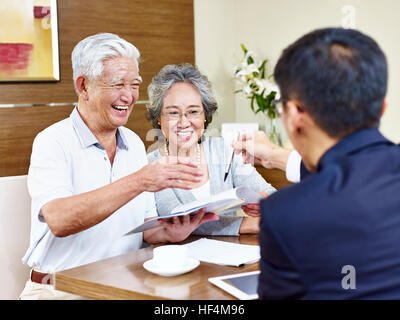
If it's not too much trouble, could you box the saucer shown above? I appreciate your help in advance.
[143,258,200,277]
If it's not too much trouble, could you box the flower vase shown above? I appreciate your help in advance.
[265,116,283,146]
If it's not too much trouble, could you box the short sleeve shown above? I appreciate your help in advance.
[27,131,74,222]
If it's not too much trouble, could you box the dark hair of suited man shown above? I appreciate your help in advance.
[274,27,388,138]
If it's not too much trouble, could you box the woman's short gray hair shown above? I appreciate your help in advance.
[71,33,141,91]
[146,64,218,129]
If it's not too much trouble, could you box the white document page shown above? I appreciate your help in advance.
[125,187,263,235]
[171,186,262,215]
[183,238,260,267]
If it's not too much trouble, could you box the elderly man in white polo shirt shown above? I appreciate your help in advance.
[19,33,217,300]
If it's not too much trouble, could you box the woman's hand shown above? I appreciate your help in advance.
[241,191,268,217]
[135,156,203,192]
[145,208,219,244]
[241,203,261,217]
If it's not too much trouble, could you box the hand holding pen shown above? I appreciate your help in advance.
[224,131,240,182]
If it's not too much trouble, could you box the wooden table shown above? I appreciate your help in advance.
[255,165,292,190]
[54,235,259,300]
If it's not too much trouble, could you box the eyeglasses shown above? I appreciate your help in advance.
[271,99,286,117]
[271,99,307,117]
[162,109,204,120]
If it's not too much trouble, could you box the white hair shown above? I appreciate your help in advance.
[71,33,141,91]
[147,64,218,130]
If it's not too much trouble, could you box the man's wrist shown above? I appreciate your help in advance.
[128,169,147,195]
[261,147,291,171]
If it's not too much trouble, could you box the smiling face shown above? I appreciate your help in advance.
[81,56,140,133]
[159,82,206,150]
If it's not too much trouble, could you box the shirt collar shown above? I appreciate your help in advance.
[70,106,129,150]
[317,127,393,172]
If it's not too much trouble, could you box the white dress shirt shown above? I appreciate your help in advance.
[22,107,156,272]
[285,150,302,183]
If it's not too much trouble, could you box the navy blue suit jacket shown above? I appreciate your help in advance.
[258,128,400,299]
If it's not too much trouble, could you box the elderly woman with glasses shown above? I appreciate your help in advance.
[146,63,276,236]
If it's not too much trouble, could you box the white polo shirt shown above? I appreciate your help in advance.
[22,107,156,272]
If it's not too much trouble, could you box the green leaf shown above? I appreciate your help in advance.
[268,108,277,118]
[265,91,276,106]
[255,94,266,113]
[259,60,267,78]
[240,44,248,54]
[250,95,256,113]
[247,56,254,65]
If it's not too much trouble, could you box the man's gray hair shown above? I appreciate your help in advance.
[146,63,218,129]
[71,33,141,91]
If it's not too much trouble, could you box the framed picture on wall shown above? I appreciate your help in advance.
[0,0,59,82]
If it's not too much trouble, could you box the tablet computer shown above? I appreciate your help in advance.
[208,271,260,300]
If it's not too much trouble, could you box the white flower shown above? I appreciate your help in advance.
[235,63,259,79]
[234,72,248,85]
[260,80,280,99]
[267,84,280,100]
[234,45,280,105]
[253,78,265,95]
[273,88,281,100]
[244,50,257,62]
[243,84,252,97]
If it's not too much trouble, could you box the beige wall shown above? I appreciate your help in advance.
[194,0,237,134]
[194,0,400,142]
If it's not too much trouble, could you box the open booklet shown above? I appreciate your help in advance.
[125,186,263,235]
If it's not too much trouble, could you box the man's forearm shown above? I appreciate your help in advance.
[261,147,291,171]
[42,171,146,237]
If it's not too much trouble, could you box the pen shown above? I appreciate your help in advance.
[224,132,240,182]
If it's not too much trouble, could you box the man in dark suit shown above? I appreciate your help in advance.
[253,28,400,299]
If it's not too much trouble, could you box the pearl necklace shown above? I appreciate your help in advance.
[164,142,201,168]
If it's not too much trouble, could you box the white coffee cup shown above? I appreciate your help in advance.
[152,245,188,271]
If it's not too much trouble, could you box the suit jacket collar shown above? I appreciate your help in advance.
[317,127,393,172]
